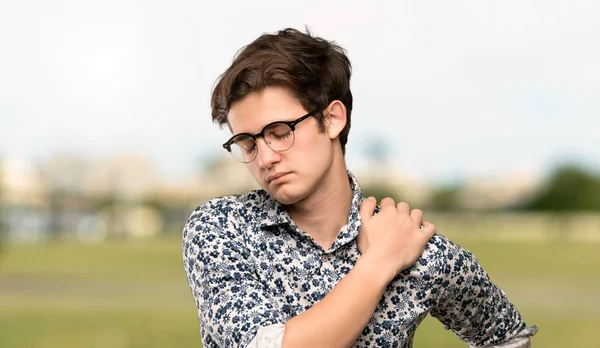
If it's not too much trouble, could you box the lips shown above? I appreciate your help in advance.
[267,172,289,183]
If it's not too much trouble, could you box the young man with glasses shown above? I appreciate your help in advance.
[182,28,537,348]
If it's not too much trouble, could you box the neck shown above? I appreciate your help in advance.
[284,157,353,250]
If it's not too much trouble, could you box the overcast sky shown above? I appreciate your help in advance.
[1,0,599,184]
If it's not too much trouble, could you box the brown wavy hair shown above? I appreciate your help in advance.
[211,27,353,154]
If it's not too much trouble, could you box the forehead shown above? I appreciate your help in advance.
[227,86,306,134]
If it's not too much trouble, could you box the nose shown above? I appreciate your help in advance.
[255,138,280,169]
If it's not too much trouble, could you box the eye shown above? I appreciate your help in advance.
[273,130,292,140]
[232,135,256,152]
[242,144,256,154]
[266,123,292,140]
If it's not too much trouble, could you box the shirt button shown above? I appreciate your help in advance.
[322,254,327,262]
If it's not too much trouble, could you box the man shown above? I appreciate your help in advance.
[182,27,537,348]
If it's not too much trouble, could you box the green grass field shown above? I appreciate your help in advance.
[0,235,598,347]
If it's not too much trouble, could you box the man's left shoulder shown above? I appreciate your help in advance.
[424,231,464,251]
[404,233,479,276]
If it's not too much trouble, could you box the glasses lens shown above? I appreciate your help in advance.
[230,134,257,162]
[264,123,294,151]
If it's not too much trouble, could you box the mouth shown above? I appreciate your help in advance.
[267,172,290,184]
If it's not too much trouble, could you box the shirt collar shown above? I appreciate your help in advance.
[329,170,365,251]
[258,170,367,250]
[258,192,293,228]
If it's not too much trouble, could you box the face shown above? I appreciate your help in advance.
[227,86,346,205]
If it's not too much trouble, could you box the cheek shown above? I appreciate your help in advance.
[292,132,332,168]
[295,127,329,152]
[245,163,262,178]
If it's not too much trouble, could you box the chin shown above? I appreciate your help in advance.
[266,183,306,206]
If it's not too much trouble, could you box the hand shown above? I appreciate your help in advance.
[357,196,436,282]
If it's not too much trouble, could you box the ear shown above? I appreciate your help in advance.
[324,100,347,140]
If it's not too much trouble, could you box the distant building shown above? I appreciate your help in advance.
[199,155,259,197]
[0,156,49,243]
[459,173,541,210]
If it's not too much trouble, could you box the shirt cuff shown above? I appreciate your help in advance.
[247,323,286,348]
[470,325,539,348]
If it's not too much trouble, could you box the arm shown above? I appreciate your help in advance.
[184,197,435,348]
[283,197,437,348]
[183,205,394,348]
[183,215,283,348]
[281,254,392,348]
[428,234,538,347]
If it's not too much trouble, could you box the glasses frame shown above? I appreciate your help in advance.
[222,109,319,163]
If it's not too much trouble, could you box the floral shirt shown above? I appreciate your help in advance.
[182,171,537,347]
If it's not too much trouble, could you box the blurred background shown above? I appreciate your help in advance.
[1,0,599,347]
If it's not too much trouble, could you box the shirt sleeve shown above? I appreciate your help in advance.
[475,326,539,348]
[182,203,284,348]
[428,234,538,347]
[247,324,286,348]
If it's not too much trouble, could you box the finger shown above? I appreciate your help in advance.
[396,201,410,215]
[410,208,423,225]
[380,197,396,210]
[420,221,436,238]
[359,197,377,222]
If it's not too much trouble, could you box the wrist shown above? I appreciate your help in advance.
[354,253,396,288]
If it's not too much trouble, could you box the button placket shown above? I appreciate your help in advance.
[315,253,327,276]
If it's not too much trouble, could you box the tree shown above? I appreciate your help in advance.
[361,182,403,203]
[362,135,391,166]
[425,185,463,212]
[359,135,403,202]
[524,164,600,211]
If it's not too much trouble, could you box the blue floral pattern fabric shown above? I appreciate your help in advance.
[182,172,535,347]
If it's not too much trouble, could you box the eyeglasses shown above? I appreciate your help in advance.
[222,110,318,163]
